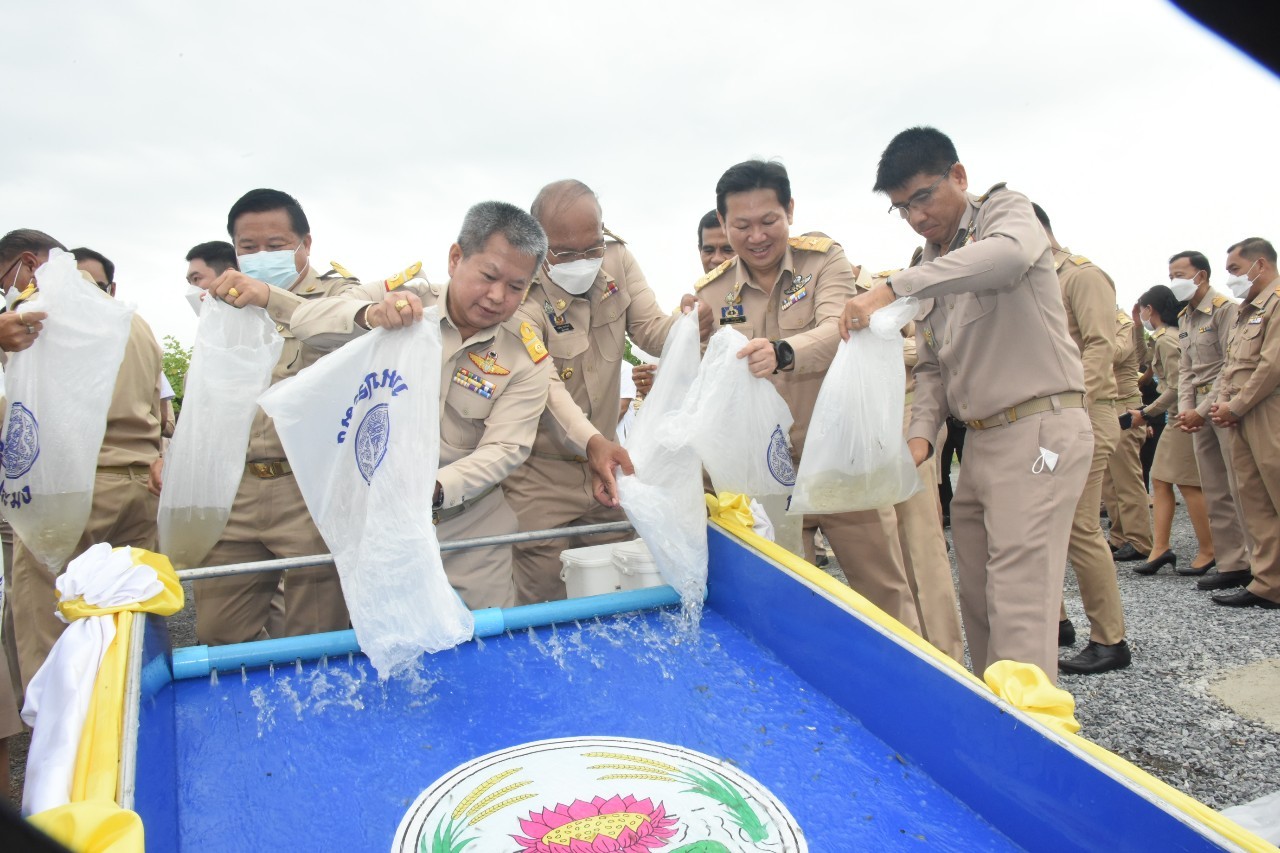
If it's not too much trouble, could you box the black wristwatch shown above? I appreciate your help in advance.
[433,482,444,509]
[771,340,795,374]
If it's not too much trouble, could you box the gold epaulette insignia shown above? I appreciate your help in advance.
[602,225,626,245]
[520,321,548,363]
[383,261,423,292]
[1069,255,1090,266]
[874,269,900,279]
[329,261,354,279]
[694,258,733,292]
[1116,309,1129,321]
[11,282,38,307]
[788,235,833,253]
[1177,304,1191,318]
[977,182,1008,203]
[1211,295,1229,308]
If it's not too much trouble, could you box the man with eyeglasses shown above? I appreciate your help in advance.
[841,127,1091,682]
[506,179,710,604]
[0,234,165,690]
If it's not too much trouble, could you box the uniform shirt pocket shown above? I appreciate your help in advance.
[441,380,497,450]
[955,292,994,327]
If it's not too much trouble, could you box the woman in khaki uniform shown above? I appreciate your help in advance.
[1130,285,1214,575]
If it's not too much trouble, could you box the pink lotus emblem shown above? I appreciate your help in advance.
[513,794,679,852]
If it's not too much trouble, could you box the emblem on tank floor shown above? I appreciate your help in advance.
[767,425,796,486]
[354,403,390,484]
[2,402,40,479]
[392,736,805,852]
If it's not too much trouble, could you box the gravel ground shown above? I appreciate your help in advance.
[8,504,1279,817]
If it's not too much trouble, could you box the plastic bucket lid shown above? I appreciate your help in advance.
[612,539,659,575]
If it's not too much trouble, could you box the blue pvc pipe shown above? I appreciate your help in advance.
[171,584,687,681]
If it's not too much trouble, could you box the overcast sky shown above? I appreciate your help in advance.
[5,0,1278,350]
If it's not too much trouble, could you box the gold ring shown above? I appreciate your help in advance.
[228,287,240,298]
[395,299,409,311]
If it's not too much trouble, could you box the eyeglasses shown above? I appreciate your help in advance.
[887,163,956,218]
[547,244,606,263]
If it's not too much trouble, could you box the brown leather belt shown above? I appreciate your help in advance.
[97,464,151,476]
[433,485,497,525]
[965,392,1086,430]
[247,460,293,479]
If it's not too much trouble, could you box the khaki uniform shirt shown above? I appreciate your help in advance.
[1053,249,1117,405]
[1176,288,1238,417]
[248,266,360,462]
[1218,278,1280,418]
[1144,327,1182,418]
[98,313,163,467]
[693,235,851,456]
[516,240,677,456]
[287,278,552,510]
[1112,310,1142,402]
[887,184,1085,447]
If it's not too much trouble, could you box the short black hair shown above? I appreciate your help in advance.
[874,126,959,194]
[0,228,66,266]
[186,240,239,273]
[1168,250,1211,278]
[70,247,115,283]
[1227,237,1277,265]
[698,209,721,244]
[1030,203,1051,231]
[715,160,791,218]
[1138,284,1184,327]
[226,188,310,239]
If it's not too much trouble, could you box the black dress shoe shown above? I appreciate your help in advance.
[1177,558,1215,577]
[814,555,829,568]
[1211,588,1280,609]
[1108,541,1119,554]
[1059,640,1132,675]
[1112,543,1144,562]
[1196,569,1252,591]
[1133,550,1176,576]
[1058,619,1076,647]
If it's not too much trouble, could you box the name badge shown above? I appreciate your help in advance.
[720,304,747,325]
[544,300,573,334]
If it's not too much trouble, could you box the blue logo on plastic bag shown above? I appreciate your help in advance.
[354,403,390,484]
[2,403,40,480]
[767,425,795,486]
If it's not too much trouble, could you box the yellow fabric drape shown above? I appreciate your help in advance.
[704,495,1278,853]
[29,548,184,853]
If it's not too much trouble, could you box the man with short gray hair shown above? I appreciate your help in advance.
[290,201,554,608]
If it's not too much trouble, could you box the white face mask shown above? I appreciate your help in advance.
[546,257,603,295]
[237,244,305,288]
[184,284,205,316]
[1168,277,1198,302]
[1223,260,1259,300]
[1142,320,1154,333]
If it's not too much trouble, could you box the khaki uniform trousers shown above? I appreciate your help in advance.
[194,470,348,647]
[437,486,518,610]
[953,407,1092,681]
[1229,396,1280,603]
[1060,403,1125,645]
[507,456,633,605]
[1103,399,1153,553]
[11,468,158,690]
[803,507,922,635]
[1192,390,1252,574]
[1,527,21,739]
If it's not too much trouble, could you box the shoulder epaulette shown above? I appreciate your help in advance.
[328,260,355,279]
[602,225,626,245]
[977,182,1008,203]
[1177,304,1191,319]
[1115,309,1130,321]
[788,234,833,253]
[382,261,423,292]
[909,245,924,267]
[1211,295,1229,308]
[10,282,38,308]
[694,258,733,292]
[520,321,548,363]
[1069,255,1090,266]
[873,269,900,279]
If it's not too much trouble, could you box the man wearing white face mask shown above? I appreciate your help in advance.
[507,179,711,604]
[1168,250,1253,591]
[1208,238,1280,609]
[184,188,361,645]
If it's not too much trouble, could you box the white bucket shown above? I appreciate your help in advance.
[612,538,663,591]
[559,543,623,598]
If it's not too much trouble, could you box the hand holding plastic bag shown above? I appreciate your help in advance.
[0,249,134,570]
[157,298,283,568]
[791,297,921,514]
[686,325,795,496]
[258,308,472,677]
[618,310,707,616]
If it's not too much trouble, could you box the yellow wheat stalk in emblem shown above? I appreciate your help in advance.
[587,763,677,775]
[465,781,533,819]
[469,793,539,824]
[451,768,523,821]
[595,773,678,782]
[581,752,680,774]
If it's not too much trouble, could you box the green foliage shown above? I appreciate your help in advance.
[679,768,768,842]
[623,335,641,366]
[423,817,475,853]
[161,335,192,414]
[671,843,733,853]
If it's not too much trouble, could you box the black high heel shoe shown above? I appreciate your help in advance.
[1177,558,1215,577]
[1133,550,1176,575]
